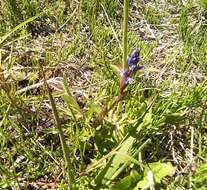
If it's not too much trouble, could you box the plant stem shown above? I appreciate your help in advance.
[123,0,129,70]
[97,93,126,124]
[96,0,130,123]
[117,0,129,114]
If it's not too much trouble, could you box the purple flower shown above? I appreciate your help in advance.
[128,49,140,68]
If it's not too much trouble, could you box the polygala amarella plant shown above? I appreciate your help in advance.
[97,49,143,123]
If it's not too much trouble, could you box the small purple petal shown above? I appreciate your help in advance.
[130,65,144,73]
[125,77,135,84]
[120,70,129,77]
[129,64,137,71]
[128,49,140,67]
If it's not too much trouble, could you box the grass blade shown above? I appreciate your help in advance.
[0,14,40,46]
[39,63,75,189]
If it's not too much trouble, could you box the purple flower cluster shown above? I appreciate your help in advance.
[128,48,144,73]
[128,49,140,67]
[119,48,144,93]
[120,48,143,84]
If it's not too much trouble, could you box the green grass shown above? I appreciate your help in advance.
[0,0,207,189]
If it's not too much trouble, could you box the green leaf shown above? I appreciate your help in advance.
[200,0,207,11]
[62,94,81,113]
[136,162,175,188]
[110,64,121,76]
[111,175,133,190]
[95,136,135,186]
[138,110,153,131]
[85,101,101,122]
[62,74,82,117]
[110,170,142,190]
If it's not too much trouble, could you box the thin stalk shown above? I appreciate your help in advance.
[95,0,130,123]
[122,0,129,70]
[189,126,194,189]
[39,63,75,189]
[97,93,125,123]
[117,0,129,114]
